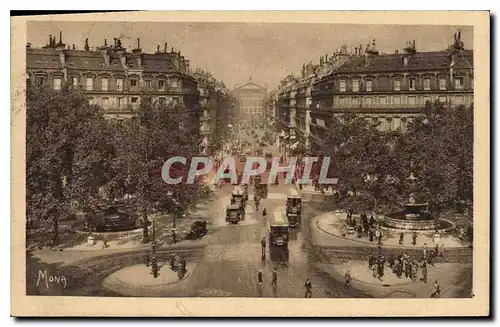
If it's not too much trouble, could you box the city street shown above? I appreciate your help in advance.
[161,183,341,298]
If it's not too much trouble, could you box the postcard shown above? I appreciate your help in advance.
[11,11,490,317]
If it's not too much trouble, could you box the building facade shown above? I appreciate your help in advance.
[272,31,474,155]
[232,78,267,121]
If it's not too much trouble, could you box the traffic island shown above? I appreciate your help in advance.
[101,263,196,297]
[315,211,468,249]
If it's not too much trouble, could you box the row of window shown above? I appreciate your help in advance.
[49,76,179,91]
[334,94,469,107]
[307,116,415,133]
[88,95,181,108]
[337,76,466,92]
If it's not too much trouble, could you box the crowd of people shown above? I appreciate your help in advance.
[365,242,445,296]
[341,211,385,244]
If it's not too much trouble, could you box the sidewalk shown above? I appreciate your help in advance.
[29,194,224,263]
[318,261,473,298]
[295,184,337,195]
[102,263,196,297]
[316,211,467,249]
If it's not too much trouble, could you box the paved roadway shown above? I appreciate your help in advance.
[160,183,349,298]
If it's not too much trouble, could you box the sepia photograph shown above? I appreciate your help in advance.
[11,11,490,317]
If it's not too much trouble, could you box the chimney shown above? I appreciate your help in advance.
[59,50,66,67]
[137,37,140,49]
[102,51,110,67]
[104,39,107,46]
[59,31,62,44]
[164,42,167,53]
[355,47,358,55]
[395,49,398,54]
[84,38,89,51]
[49,35,52,46]
[72,44,75,50]
[171,46,174,53]
[114,38,117,48]
[120,55,126,69]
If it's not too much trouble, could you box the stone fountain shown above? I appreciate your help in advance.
[382,171,453,232]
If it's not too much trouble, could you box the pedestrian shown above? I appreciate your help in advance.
[271,267,278,289]
[369,215,375,226]
[407,258,413,280]
[257,269,264,295]
[421,261,428,283]
[357,225,363,238]
[102,238,109,249]
[372,263,378,279]
[261,236,266,260]
[405,257,412,279]
[428,250,435,266]
[432,280,441,298]
[399,232,404,245]
[304,278,312,298]
[369,228,374,242]
[363,223,369,238]
[262,208,267,218]
[412,232,418,245]
[170,254,176,271]
[422,243,428,261]
[368,255,374,269]
[377,256,385,279]
[344,270,352,289]
[439,244,445,258]
[376,228,382,245]
[412,260,419,281]
[388,253,395,269]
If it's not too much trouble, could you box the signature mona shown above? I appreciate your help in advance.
[36,270,67,289]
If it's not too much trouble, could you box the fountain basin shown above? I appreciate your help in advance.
[383,215,437,230]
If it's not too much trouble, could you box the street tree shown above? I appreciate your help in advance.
[26,84,111,245]
[107,95,211,243]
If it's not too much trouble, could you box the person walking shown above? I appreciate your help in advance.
[376,228,383,245]
[344,270,352,290]
[261,236,267,260]
[432,280,441,298]
[271,267,278,292]
[304,279,312,298]
[372,263,378,279]
[412,260,419,281]
[262,208,267,220]
[412,232,418,245]
[422,243,428,261]
[399,232,404,245]
[257,270,264,296]
[439,244,445,258]
[421,261,428,283]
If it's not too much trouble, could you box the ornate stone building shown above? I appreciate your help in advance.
[232,78,267,121]
[273,31,474,154]
[27,34,200,119]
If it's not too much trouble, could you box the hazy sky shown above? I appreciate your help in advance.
[27,22,473,90]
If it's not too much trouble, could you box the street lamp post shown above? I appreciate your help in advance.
[150,213,159,278]
[167,191,179,244]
